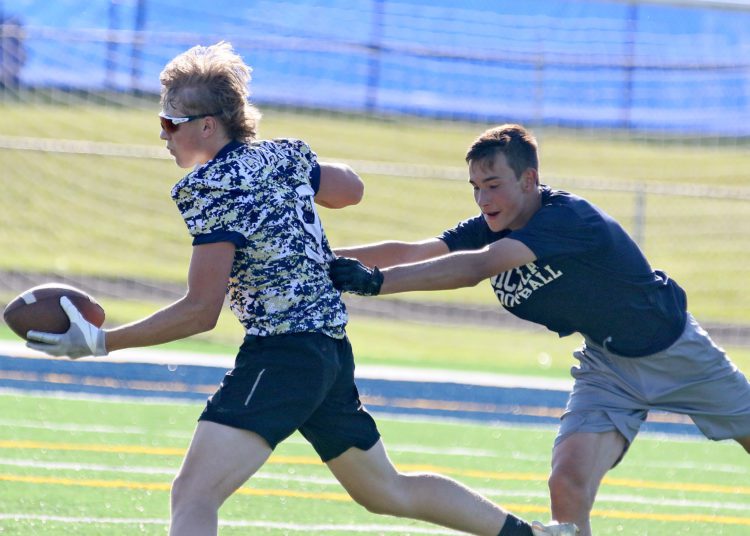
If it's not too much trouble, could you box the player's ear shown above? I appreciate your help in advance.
[521,168,538,191]
[201,116,218,137]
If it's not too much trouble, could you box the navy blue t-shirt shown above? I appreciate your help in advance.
[439,186,687,357]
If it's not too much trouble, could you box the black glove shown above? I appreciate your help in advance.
[330,257,384,296]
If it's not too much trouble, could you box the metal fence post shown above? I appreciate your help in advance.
[633,185,646,247]
[365,0,385,114]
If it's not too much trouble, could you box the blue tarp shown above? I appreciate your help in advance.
[6,0,750,134]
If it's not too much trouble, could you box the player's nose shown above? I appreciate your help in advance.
[476,188,492,207]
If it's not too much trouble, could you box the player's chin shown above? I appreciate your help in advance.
[483,214,505,232]
[173,155,194,169]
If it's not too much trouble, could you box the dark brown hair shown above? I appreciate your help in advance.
[465,124,539,179]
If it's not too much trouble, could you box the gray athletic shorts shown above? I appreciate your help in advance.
[556,313,750,454]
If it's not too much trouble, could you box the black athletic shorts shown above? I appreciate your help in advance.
[199,332,381,462]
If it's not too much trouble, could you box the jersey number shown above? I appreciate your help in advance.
[295,184,327,263]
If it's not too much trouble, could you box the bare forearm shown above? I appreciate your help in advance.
[379,251,489,294]
[104,298,220,352]
[330,238,536,298]
[377,238,537,295]
[336,239,447,269]
[335,242,409,268]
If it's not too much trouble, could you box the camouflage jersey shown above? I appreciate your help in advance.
[171,138,348,339]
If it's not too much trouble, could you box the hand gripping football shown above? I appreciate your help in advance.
[3,283,105,340]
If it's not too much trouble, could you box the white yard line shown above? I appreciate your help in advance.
[0,514,460,533]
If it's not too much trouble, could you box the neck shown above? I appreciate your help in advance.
[201,135,234,165]
[510,186,543,231]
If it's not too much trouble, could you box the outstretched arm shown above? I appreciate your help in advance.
[27,242,235,358]
[380,238,535,293]
[104,241,234,352]
[315,162,364,208]
[331,237,536,296]
[335,238,450,269]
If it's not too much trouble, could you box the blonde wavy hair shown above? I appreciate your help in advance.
[160,41,261,142]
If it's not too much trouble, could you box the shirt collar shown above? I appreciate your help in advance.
[214,140,244,161]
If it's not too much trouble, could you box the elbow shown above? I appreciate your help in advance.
[316,163,365,208]
[351,173,365,205]
[195,311,220,333]
[182,295,223,333]
[338,169,365,207]
[199,301,224,332]
[458,273,485,288]
[457,258,494,288]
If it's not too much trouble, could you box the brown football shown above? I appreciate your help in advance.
[2,283,105,340]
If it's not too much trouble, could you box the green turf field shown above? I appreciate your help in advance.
[0,393,748,535]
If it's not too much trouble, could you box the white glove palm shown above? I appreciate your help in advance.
[26,296,107,358]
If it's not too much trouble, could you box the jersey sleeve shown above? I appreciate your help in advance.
[508,204,608,259]
[438,215,509,251]
[171,139,321,247]
[273,138,320,189]
[171,173,257,248]
[310,161,321,194]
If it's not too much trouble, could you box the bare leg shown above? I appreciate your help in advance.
[548,431,626,536]
[326,439,507,536]
[169,421,273,536]
[736,435,750,454]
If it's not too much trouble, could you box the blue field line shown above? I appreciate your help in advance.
[0,352,700,437]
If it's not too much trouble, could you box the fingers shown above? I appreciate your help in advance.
[331,257,362,269]
[26,340,64,356]
[329,258,365,278]
[329,270,358,289]
[26,330,65,356]
[329,260,357,287]
[26,330,62,344]
[329,256,381,295]
[60,296,86,324]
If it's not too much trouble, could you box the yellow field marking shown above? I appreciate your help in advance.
[1,474,172,491]
[2,439,749,496]
[0,474,351,501]
[3,473,750,526]
[587,509,750,526]
[0,370,216,395]
[362,396,692,424]
[0,439,186,456]
[362,395,565,418]
[602,476,750,494]
[396,462,750,495]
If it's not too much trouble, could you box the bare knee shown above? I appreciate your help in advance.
[170,473,193,510]
[347,473,411,517]
[171,472,220,514]
[548,466,595,511]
